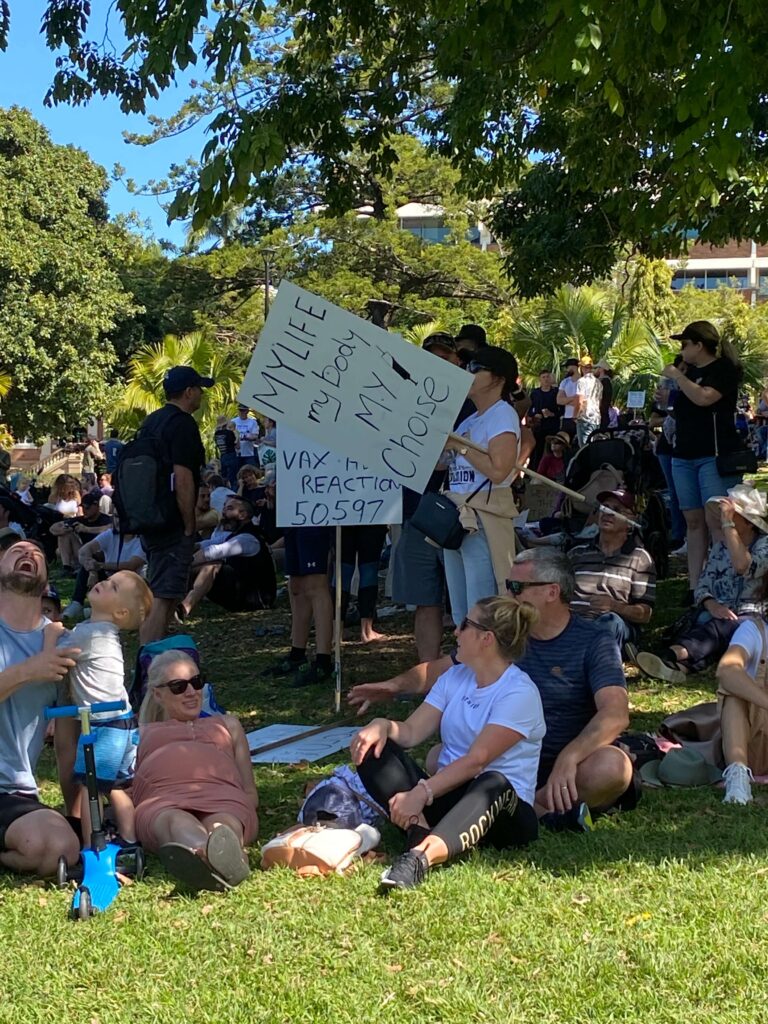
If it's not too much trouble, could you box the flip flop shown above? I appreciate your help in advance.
[158,843,230,893]
[206,825,250,887]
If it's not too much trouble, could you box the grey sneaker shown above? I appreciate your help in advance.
[722,762,754,805]
[635,651,687,685]
[379,850,430,892]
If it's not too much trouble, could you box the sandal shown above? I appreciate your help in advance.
[206,825,250,886]
[158,843,230,892]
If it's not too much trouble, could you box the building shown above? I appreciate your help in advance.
[666,240,768,304]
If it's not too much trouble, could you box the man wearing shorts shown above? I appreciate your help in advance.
[137,366,210,643]
[0,540,81,876]
[263,526,334,687]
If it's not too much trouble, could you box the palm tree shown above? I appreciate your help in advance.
[508,286,668,405]
[400,321,449,347]
[112,332,245,454]
[0,370,13,450]
[183,205,247,253]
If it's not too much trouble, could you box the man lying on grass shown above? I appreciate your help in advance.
[349,549,636,830]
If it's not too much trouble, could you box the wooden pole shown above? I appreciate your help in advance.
[334,524,343,714]
[446,432,640,528]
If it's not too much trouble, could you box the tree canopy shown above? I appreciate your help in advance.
[8,1,768,295]
[0,106,136,439]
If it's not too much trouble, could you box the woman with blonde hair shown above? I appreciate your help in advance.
[352,596,545,892]
[48,474,82,571]
[132,651,259,891]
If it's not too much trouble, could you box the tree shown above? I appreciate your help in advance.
[12,2,768,295]
[0,106,137,438]
[112,331,245,454]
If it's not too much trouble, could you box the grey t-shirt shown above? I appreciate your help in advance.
[64,620,129,720]
[0,618,57,796]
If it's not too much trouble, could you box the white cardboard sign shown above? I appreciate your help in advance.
[277,425,402,527]
[247,724,359,764]
[238,282,471,493]
[626,390,647,409]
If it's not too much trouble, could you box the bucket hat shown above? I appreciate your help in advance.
[639,747,722,788]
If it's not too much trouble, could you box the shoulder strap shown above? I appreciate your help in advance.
[712,411,719,457]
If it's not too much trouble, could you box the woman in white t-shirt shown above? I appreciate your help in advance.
[352,596,545,892]
[716,609,768,805]
[443,347,520,624]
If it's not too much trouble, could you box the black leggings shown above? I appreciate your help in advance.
[358,740,538,858]
[338,525,387,621]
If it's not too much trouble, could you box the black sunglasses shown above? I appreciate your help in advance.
[466,360,489,375]
[156,674,204,696]
[459,616,493,634]
[505,579,556,596]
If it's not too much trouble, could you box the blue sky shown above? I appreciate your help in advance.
[0,4,209,246]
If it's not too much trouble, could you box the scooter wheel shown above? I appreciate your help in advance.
[134,846,146,882]
[76,887,92,921]
[55,856,69,890]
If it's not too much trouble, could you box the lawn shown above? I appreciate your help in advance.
[3,561,768,1024]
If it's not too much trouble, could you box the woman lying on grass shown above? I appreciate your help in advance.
[351,596,544,893]
[132,651,259,892]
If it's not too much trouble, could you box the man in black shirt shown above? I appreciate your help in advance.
[594,360,614,431]
[138,365,211,643]
[529,369,560,467]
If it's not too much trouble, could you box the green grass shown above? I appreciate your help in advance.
[4,563,768,1024]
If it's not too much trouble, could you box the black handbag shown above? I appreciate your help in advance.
[409,479,491,550]
[713,413,758,476]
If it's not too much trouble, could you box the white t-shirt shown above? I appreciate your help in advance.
[448,401,520,493]
[576,374,602,424]
[62,620,130,721]
[424,662,546,806]
[95,530,145,570]
[230,415,260,457]
[558,377,579,419]
[727,619,767,678]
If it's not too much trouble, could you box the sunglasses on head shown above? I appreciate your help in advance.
[505,579,556,596]
[156,674,204,695]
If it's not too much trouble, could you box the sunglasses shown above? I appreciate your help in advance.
[505,579,556,596]
[459,616,493,634]
[466,361,489,375]
[156,674,205,696]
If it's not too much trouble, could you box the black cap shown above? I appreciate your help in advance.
[564,357,579,367]
[163,366,215,396]
[455,324,487,347]
[423,332,457,354]
[82,492,100,507]
[43,584,61,607]
[468,346,519,385]
[670,320,720,346]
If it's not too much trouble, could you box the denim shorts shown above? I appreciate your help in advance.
[74,721,138,790]
[671,456,742,511]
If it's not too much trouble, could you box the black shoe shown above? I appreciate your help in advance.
[379,850,430,892]
[291,661,334,688]
[540,801,593,834]
[260,656,306,679]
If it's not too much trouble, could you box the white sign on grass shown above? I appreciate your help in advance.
[238,282,471,493]
[247,724,359,764]
[277,425,402,528]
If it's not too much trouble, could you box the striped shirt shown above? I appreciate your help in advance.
[569,536,656,619]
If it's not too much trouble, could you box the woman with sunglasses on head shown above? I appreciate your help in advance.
[663,320,745,595]
[352,596,544,892]
[442,347,521,626]
[131,651,258,891]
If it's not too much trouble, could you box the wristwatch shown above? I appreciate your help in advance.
[458,446,468,456]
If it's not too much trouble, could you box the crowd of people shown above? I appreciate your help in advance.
[1,316,767,896]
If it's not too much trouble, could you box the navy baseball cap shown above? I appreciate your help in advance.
[163,366,215,396]
[43,584,61,607]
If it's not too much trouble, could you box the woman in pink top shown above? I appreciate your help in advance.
[133,651,259,891]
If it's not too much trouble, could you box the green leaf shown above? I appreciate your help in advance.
[588,23,602,49]
[651,0,667,33]
[604,79,624,116]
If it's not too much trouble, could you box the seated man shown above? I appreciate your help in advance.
[0,540,81,876]
[348,548,635,827]
[636,486,768,683]
[49,491,111,562]
[568,489,656,651]
[61,513,147,622]
[178,496,275,617]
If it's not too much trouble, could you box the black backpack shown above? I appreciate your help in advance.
[113,408,184,536]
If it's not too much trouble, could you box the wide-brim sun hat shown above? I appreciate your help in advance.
[706,484,768,534]
[639,747,722,788]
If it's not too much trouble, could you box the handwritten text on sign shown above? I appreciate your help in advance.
[277,426,402,527]
[238,282,471,494]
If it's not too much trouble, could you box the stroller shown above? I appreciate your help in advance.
[559,427,670,579]
[0,485,63,563]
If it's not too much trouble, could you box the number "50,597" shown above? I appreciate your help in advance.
[291,498,386,526]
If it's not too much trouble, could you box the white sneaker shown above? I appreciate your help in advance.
[722,762,754,805]
[61,600,84,623]
[671,541,687,557]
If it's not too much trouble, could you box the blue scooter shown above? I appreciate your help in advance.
[45,700,145,920]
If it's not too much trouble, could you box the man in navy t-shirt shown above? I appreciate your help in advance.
[348,549,634,821]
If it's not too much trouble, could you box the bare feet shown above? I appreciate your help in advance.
[361,627,386,643]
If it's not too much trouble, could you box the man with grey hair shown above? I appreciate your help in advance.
[348,548,635,825]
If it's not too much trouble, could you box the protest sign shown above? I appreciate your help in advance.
[626,390,647,409]
[247,724,358,764]
[277,425,402,527]
[238,282,471,493]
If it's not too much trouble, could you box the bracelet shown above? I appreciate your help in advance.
[417,778,434,806]
[721,521,737,530]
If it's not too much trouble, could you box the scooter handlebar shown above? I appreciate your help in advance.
[45,700,127,720]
